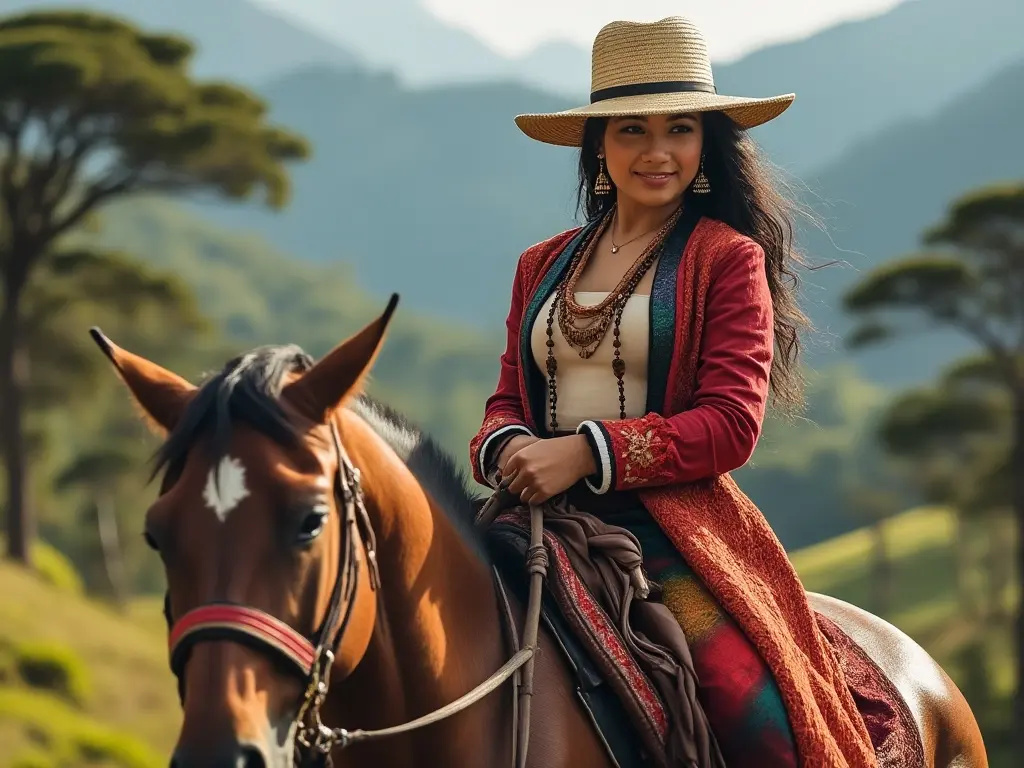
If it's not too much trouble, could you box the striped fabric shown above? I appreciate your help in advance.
[602,505,799,767]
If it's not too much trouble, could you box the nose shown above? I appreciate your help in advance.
[169,742,268,768]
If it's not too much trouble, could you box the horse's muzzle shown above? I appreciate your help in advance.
[169,740,270,768]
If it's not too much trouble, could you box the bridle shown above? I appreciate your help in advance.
[162,420,547,768]
[163,422,380,765]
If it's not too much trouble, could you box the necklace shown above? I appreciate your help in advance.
[544,204,682,431]
[609,210,670,253]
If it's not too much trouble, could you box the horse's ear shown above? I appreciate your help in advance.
[283,294,399,423]
[89,327,197,436]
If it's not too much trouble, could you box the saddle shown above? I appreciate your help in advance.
[478,489,724,768]
[477,488,925,768]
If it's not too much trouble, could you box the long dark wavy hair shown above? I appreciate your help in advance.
[576,112,811,413]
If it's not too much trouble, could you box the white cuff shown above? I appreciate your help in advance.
[479,424,534,487]
[576,420,612,495]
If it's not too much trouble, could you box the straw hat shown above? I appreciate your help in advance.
[515,17,795,147]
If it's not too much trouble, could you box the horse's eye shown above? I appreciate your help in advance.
[296,506,328,545]
[143,531,159,551]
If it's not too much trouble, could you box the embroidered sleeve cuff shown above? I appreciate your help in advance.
[479,424,534,487]
[597,414,674,490]
[576,420,614,495]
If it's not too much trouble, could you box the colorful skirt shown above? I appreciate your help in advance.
[569,485,799,767]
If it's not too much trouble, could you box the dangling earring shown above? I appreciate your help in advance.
[594,155,612,195]
[692,154,711,194]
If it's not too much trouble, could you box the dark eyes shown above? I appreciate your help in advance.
[142,506,329,552]
[296,504,329,546]
[619,124,692,134]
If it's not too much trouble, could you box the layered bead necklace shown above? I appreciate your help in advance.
[543,204,683,432]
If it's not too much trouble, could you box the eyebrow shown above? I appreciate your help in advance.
[612,113,697,122]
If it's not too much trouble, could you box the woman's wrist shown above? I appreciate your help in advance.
[570,433,598,478]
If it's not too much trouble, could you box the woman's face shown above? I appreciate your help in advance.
[600,112,704,209]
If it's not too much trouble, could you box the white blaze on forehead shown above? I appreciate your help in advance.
[203,455,251,522]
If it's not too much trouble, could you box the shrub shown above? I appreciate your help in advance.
[0,688,162,768]
[0,535,85,596]
[74,724,164,768]
[14,641,92,706]
[31,542,85,596]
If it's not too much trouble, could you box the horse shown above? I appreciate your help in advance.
[90,295,988,768]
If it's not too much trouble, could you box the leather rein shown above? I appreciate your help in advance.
[162,422,548,767]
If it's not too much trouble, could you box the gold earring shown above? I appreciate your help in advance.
[692,154,711,194]
[594,155,612,195]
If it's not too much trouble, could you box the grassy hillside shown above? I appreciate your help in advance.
[0,505,1012,766]
[0,546,175,767]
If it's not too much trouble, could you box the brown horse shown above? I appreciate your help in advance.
[91,296,987,768]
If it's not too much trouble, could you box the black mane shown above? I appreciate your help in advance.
[153,344,488,560]
[347,394,489,562]
[152,344,315,483]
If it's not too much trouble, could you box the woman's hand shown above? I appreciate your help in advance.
[496,434,541,477]
[502,434,597,506]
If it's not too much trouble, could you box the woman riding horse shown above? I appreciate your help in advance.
[470,16,872,767]
[88,14,987,768]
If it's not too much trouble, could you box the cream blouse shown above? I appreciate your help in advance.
[530,291,650,431]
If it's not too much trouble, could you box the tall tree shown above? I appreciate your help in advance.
[870,357,1009,619]
[844,182,1024,747]
[0,11,308,565]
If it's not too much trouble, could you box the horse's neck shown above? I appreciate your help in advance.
[328,412,512,763]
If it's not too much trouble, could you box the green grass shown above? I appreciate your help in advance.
[0,504,1015,765]
[794,505,1016,763]
[0,559,179,767]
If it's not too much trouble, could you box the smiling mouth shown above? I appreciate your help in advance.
[634,171,676,179]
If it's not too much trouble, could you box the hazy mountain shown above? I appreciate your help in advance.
[715,0,1024,171]
[255,0,1024,173]
[250,0,557,91]
[796,55,1024,386]
[191,52,1023,393]
[198,65,581,322]
[0,0,355,85]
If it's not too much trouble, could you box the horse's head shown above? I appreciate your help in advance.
[92,296,400,768]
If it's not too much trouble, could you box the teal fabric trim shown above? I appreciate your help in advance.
[518,222,600,435]
[645,207,703,414]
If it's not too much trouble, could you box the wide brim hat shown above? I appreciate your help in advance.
[515,16,795,147]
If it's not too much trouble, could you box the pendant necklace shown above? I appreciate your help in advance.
[610,210,675,253]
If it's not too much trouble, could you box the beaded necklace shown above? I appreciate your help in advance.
[543,204,683,432]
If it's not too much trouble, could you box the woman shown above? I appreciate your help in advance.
[469,16,878,768]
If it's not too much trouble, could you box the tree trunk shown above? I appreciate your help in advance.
[870,519,891,617]
[95,492,127,609]
[0,277,31,565]
[952,511,977,620]
[986,513,1012,625]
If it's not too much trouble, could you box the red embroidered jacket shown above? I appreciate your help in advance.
[469,213,774,493]
[469,213,880,767]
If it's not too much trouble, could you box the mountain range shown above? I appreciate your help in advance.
[190,49,1024,388]
[0,0,357,86]
[6,0,1022,390]
[11,0,1023,173]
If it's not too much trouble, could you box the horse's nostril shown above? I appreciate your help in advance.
[238,744,267,768]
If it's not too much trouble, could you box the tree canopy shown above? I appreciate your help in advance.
[0,10,310,565]
[845,181,1024,748]
[844,183,1024,384]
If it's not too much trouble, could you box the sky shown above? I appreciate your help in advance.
[422,0,907,60]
